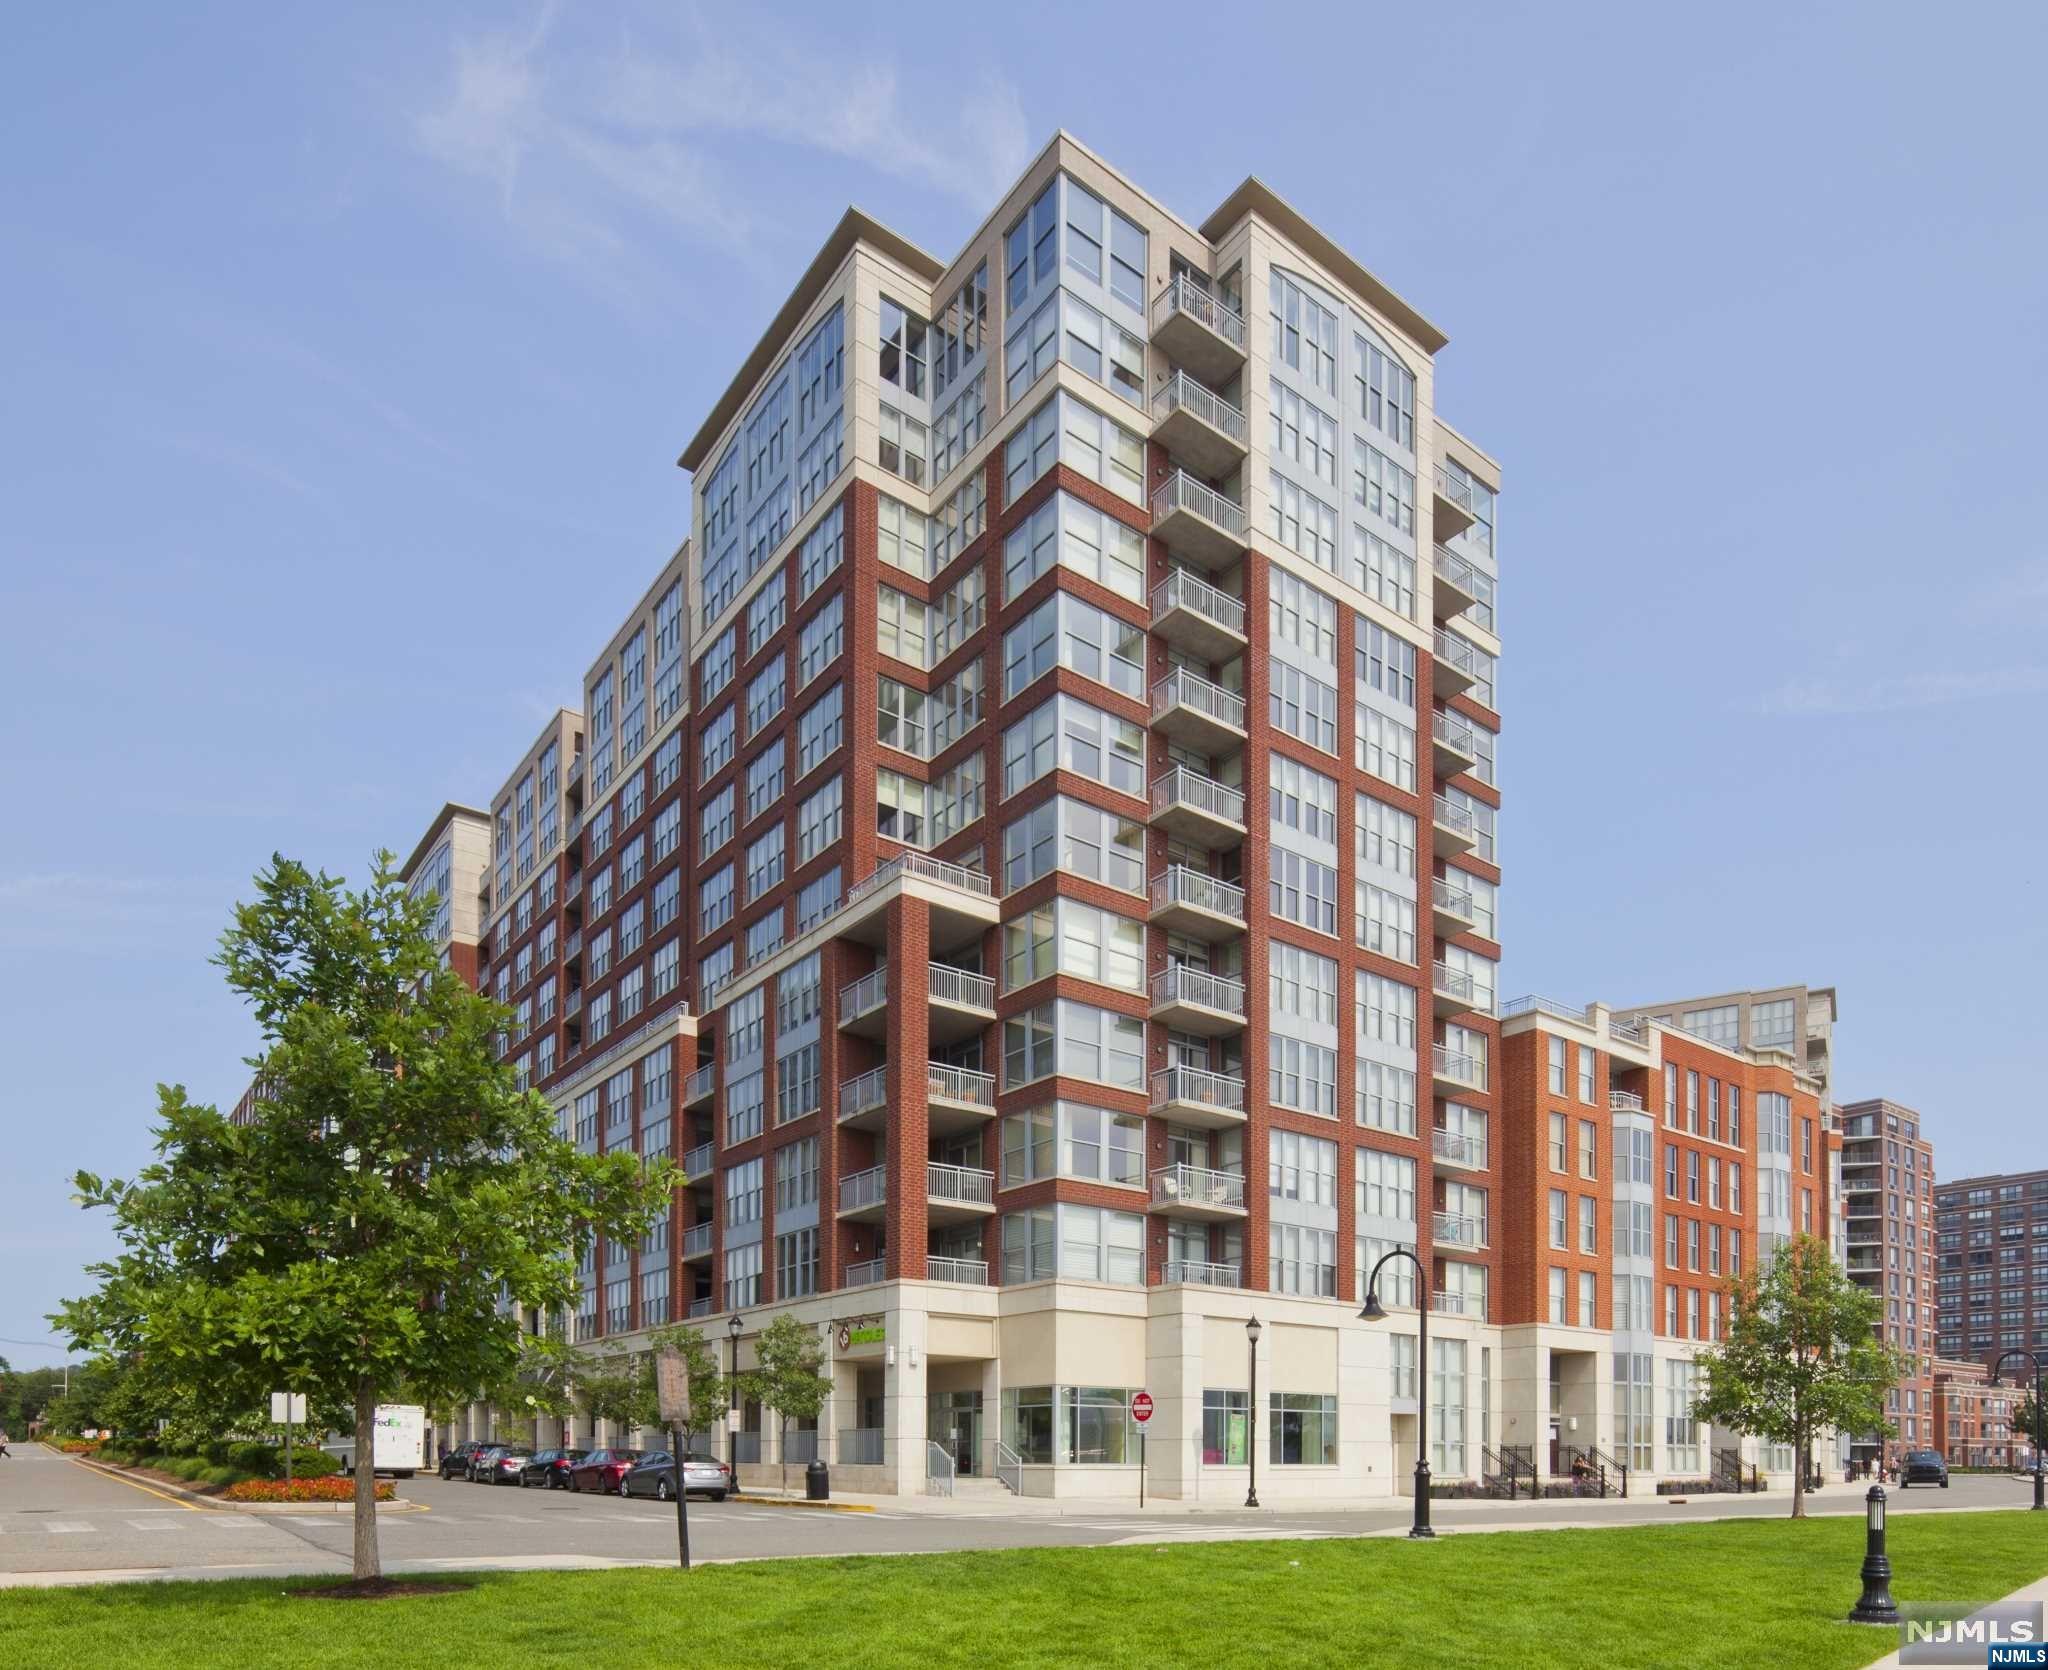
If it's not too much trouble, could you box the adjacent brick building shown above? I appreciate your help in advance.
[1934,1166,2048,1423]
[1837,1097,1937,1469]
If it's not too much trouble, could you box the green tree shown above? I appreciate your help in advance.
[578,1350,657,1438]
[2013,1391,2043,1465]
[55,855,671,1586]
[744,1313,831,1494]
[1693,1235,1909,1518]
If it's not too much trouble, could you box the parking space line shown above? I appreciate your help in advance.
[46,1523,94,1534]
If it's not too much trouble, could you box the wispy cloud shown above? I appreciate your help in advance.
[1759,665,2048,717]
[411,6,1031,309]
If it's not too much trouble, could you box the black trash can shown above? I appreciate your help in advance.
[806,1458,830,1501]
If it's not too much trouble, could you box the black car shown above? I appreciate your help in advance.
[1899,1449,1949,1488]
[519,1447,589,1489]
[438,1439,498,1480]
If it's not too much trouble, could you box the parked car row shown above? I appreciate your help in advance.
[435,1439,732,1500]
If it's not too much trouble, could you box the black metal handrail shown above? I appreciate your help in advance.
[1482,1443,1536,1499]
[1588,1445,1631,1499]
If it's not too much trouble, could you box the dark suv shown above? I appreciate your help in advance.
[519,1447,589,1489]
[438,1439,498,1480]
[1899,1450,1949,1488]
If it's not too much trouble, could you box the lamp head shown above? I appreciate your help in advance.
[1359,1291,1387,1323]
[1245,1315,1262,1345]
[728,1314,742,1340]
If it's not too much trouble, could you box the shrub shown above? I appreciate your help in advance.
[221,1477,395,1504]
[56,1440,103,1455]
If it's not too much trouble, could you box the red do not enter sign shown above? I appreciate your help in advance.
[1131,1391,1154,1424]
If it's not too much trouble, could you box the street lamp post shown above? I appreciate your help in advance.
[1848,1485,1899,1626]
[1360,1247,1434,1539]
[1991,1349,2046,1512]
[1245,1316,1262,1509]
[727,1313,743,1480]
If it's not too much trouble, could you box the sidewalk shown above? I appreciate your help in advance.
[733,1474,1885,1519]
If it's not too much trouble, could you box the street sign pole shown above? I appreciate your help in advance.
[1130,1391,1153,1509]
[657,1347,693,1572]
[672,1424,692,1572]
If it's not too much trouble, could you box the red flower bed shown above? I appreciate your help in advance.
[221,1478,396,1504]
[57,1440,103,1455]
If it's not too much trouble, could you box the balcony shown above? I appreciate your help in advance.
[839,967,890,1034]
[1431,873,1479,938]
[1150,471,1249,571]
[1150,765,1246,846]
[1151,370,1249,478]
[1432,627,1481,701]
[1432,961,1494,1018]
[845,1257,887,1288]
[838,1065,889,1130]
[1432,1127,1489,1172]
[680,1140,714,1181]
[838,1164,888,1221]
[1609,1091,1647,1114]
[1150,568,1248,662]
[925,964,998,1043]
[1432,793,1480,858]
[927,1062,997,1137]
[1151,667,1248,753]
[564,928,584,965]
[1431,1288,1486,1320]
[926,1161,996,1224]
[1432,710,1480,778]
[1433,1210,1488,1250]
[684,1063,715,1108]
[563,987,583,1016]
[1148,1164,1248,1221]
[687,1296,712,1318]
[1150,275,1249,386]
[1431,1044,1487,1095]
[839,850,1000,953]
[1148,864,1247,939]
[1431,545,1483,621]
[1149,963,1247,1035]
[567,753,584,788]
[926,1256,991,1286]
[681,1222,713,1261]
[1432,464,1478,542]
[1150,1065,1248,1130]
[1163,1258,1242,1289]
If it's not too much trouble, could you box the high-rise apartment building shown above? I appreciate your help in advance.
[1497,995,1838,1482]
[1609,985,1838,1111]
[1836,1097,1936,1469]
[1934,1166,2048,1377]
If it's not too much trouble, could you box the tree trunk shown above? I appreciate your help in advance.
[779,1416,788,1496]
[353,1377,382,1581]
[1789,1419,1806,1519]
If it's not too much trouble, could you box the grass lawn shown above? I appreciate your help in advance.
[5,1510,2044,1669]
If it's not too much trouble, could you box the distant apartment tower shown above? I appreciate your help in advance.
[1931,1356,2020,1469]
[1837,1097,1937,1468]
[399,802,494,986]
[1934,1166,2048,1376]
[1610,985,1838,1111]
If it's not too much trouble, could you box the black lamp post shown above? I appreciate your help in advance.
[1245,1316,1262,1509]
[1847,1484,1899,1625]
[1360,1247,1433,1539]
[727,1313,743,1477]
[1991,1349,2045,1512]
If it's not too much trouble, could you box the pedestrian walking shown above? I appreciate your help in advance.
[0,1429,13,1458]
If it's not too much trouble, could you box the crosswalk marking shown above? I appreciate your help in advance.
[128,1520,186,1532]
[46,1522,93,1534]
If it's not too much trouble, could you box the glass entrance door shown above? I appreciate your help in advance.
[929,1390,984,1475]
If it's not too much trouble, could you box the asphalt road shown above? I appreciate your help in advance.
[2,1443,2036,1587]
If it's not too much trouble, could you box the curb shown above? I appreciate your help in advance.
[730,1494,875,1513]
[67,1453,427,1513]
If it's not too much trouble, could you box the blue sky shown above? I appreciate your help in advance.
[3,1,2043,1363]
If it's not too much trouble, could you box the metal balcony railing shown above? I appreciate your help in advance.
[844,1261,887,1291]
[1153,667,1247,732]
[1433,543,1484,597]
[839,1066,888,1119]
[681,1141,713,1179]
[1610,1091,1647,1113]
[682,1222,712,1257]
[564,928,584,960]
[927,1062,995,1107]
[1434,464,1476,514]
[840,966,889,1020]
[687,1296,712,1318]
[1432,794,1477,837]
[1432,1045,1488,1091]
[1432,1127,1488,1170]
[1164,1258,1241,1288]
[1151,1064,1247,1113]
[1151,568,1247,638]
[1433,627,1480,677]
[1150,1164,1247,1211]
[1150,865,1247,923]
[926,1256,990,1285]
[926,1161,994,1207]
[840,1165,888,1214]
[1151,275,1248,349]
[1152,470,1249,539]
[1435,711,1480,760]
[846,849,995,910]
[685,1063,715,1103]
[1433,961,1495,1013]
[1152,964,1246,1016]
[1500,995,1587,1024]
[1151,765,1246,827]
[1435,877,1476,921]
[1433,1210,1487,1249]
[840,1426,885,1462]
[1432,1288,1485,1319]
[928,964,995,1010]
[1151,369,1248,441]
